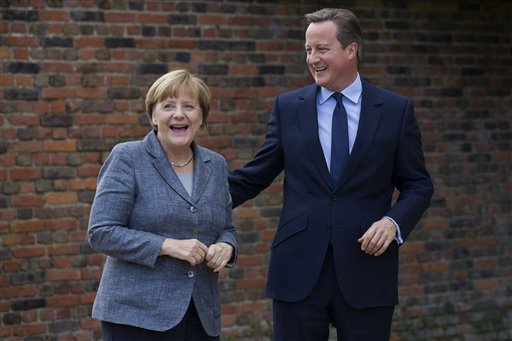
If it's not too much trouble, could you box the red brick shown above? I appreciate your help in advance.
[11,195,45,207]
[43,140,77,152]
[9,167,42,181]
[12,246,46,258]
[48,269,81,281]
[137,13,167,24]
[12,323,47,336]
[2,35,38,47]
[105,12,136,22]
[38,9,69,21]
[41,88,74,99]
[75,36,104,48]
[47,295,81,308]
[44,192,78,205]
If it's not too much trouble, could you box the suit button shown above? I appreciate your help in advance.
[190,206,197,213]
[187,271,194,278]
[331,196,336,201]
[324,224,332,229]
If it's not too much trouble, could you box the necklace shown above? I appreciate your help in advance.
[168,154,193,168]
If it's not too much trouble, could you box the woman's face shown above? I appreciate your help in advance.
[151,91,203,151]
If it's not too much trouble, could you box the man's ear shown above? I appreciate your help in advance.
[348,42,358,61]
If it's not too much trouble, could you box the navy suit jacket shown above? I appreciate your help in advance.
[229,80,433,308]
[88,131,238,335]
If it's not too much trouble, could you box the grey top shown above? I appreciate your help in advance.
[176,171,193,197]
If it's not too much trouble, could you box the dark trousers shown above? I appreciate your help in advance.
[272,247,394,341]
[101,300,219,341]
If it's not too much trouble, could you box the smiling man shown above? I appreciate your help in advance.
[228,8,433,341]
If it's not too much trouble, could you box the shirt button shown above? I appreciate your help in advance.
[187,271,194,278]
[190,206,197,213]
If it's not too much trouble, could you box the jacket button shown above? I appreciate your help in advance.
[324,224,332,229]
[190,206,197,213]
[331,195,337,201]
[187,271,194,278]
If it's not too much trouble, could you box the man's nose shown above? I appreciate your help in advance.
[307,51,319,63]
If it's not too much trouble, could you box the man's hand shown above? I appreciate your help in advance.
[357,218,396,256]
[205,242,233,272]
[160,238,208,266]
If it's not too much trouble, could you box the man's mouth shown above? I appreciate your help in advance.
[315,66,327,73]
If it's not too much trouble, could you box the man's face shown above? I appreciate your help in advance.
[305,20,357,92]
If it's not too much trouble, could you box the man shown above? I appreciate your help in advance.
[228,8,433,341]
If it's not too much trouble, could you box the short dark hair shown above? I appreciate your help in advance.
[305,8,364,65]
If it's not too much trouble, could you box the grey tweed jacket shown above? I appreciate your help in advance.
[88,130,238,336]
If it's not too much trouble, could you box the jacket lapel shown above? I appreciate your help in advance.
[296,84,333,190]
[144,131,194,204]
[190,143,212,205]
[335,80,383,191]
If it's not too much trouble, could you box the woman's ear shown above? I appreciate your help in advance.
[151,108,158,128]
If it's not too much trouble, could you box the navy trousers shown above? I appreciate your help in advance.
[101,300,219,341]
[272,247,394,341]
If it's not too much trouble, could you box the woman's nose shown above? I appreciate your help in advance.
[173,106,185,117]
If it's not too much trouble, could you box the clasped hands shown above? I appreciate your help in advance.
[160,238,233,272]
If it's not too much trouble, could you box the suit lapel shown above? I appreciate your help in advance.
[335,81,383,191]
[296,84,333,190]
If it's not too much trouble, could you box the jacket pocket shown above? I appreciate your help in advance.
[271,215,308,248]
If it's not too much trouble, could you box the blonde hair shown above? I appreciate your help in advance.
[145,69,212,129]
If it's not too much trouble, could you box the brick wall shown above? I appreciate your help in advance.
[1,1,511,340]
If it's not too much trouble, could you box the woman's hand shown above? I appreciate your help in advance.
[205,242,233,272]
[160,238,208,266]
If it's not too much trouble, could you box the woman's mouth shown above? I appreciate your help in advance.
[170,124,189,132]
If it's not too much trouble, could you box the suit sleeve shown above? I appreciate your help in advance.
[386,99,434,241]
[88,144,165,268]
[228,97,285,208]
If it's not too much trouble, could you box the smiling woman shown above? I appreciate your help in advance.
[88,68,238,341]
[145,70,212,172]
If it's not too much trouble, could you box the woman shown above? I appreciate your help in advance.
[88,69,238,341]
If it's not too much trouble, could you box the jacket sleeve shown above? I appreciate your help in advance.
[88,144,165,268]
[386,99,434,241]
